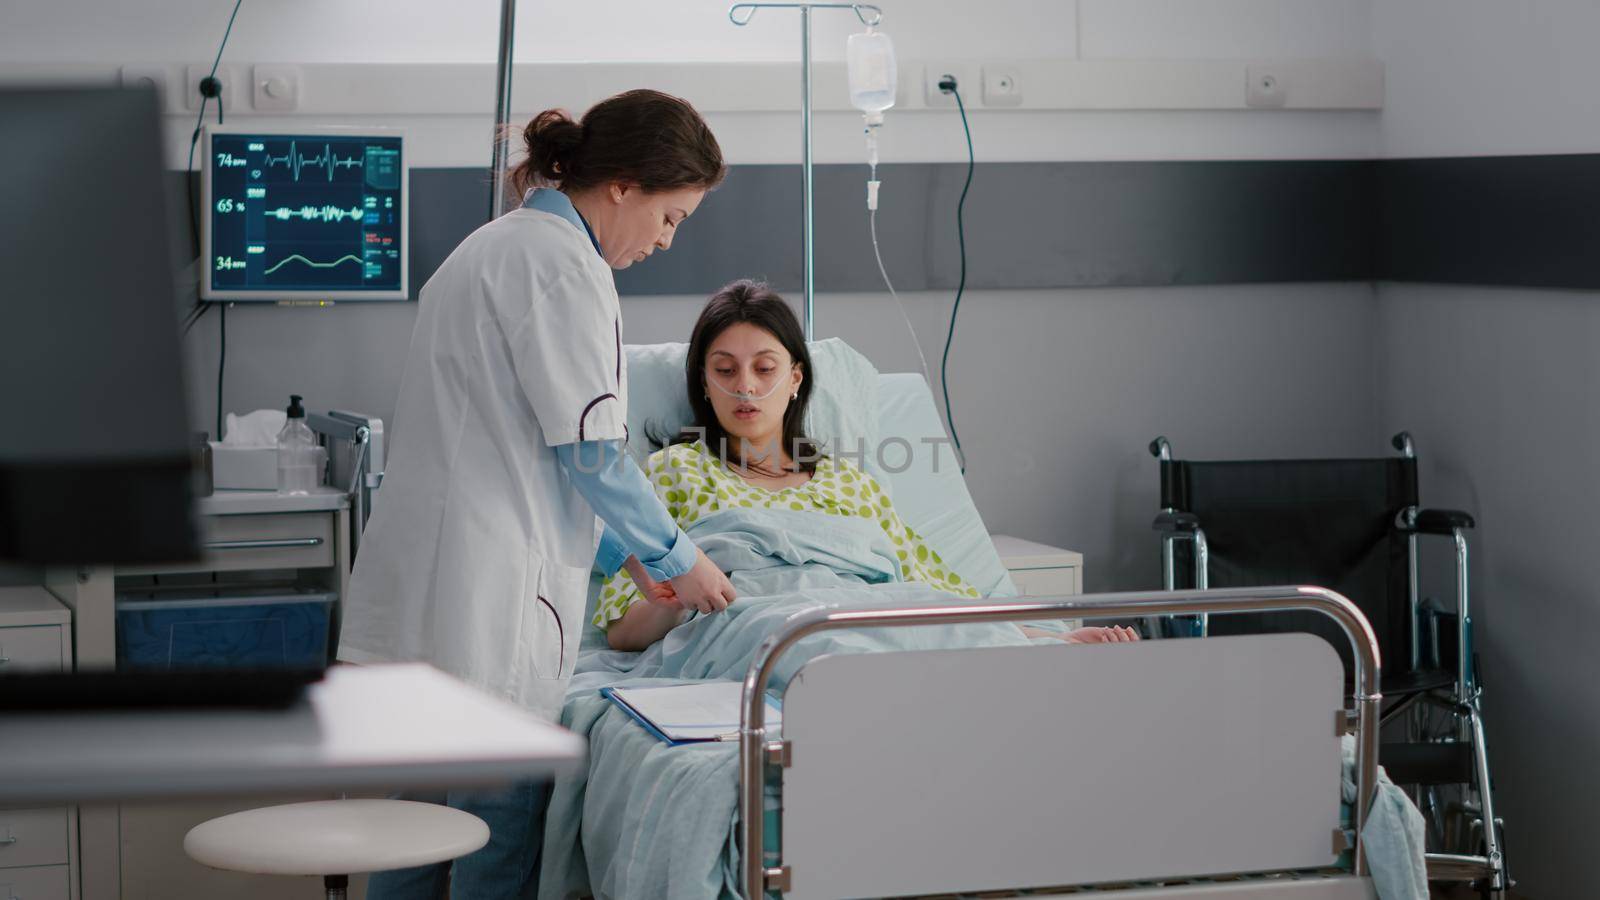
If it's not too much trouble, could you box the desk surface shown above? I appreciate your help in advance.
[0,664,585,804]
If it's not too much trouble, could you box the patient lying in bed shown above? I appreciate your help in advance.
[595,279,1136,651]
[537,282,1148,900]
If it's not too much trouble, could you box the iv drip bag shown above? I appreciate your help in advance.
[847,28,897,116]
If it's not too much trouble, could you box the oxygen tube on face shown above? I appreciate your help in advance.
[707,373,789,403]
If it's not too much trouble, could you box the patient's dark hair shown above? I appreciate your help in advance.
[670,280,820,473]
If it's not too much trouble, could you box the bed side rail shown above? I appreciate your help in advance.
[739,586,1382,899]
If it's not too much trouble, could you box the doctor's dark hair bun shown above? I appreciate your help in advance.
[519,110,585,185]
[512,90,726,196]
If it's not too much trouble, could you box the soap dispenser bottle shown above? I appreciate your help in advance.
[276,395,320,495]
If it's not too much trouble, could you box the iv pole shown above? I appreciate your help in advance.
[729,2,884,341]
[489,0,518,220]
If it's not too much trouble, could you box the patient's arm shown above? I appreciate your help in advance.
[605,557,690,650]
[606,596,688,651]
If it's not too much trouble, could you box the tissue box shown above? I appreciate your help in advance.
[209,442,278,491]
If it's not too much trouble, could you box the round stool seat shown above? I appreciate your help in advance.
[184,799,489,876]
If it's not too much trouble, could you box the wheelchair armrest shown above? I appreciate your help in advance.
[1407,508,1476,535]
[1152,511,1200,533]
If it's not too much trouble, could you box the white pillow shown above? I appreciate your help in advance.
[622,341,696,461]
[874,373,1018,598]
[622,338,888,488]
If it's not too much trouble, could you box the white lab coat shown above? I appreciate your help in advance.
[338,207,626,721]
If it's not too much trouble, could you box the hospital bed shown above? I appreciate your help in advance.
[556,342,1411,899]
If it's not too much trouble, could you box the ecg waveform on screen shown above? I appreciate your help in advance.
[267,205,366,223]
[263,253,364,276]
[263,141,365,182]
[210,132,403,295]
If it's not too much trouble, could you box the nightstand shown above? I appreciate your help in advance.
[990,535,1083,598]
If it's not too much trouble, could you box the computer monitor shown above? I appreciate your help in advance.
[200,126,408,302]
[0,86,199,565]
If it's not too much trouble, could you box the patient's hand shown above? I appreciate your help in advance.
[1064,625,1140,644]
[624,556,681,610]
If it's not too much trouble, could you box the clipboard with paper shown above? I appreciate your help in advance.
[601,680,783,746]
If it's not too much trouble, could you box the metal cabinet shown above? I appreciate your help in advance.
[0,627,67,675]
[0,863,72,900]
[0,808,71,870]
[0,588,79,900]
[43,489,351,900]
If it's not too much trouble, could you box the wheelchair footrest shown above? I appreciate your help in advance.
[1380,741,1475,786]
[1425,852,1498,883]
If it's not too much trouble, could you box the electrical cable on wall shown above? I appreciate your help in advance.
[175,0,245,438]
[216,303,227,440]
[938,75,974,473]
[181,0,245,337]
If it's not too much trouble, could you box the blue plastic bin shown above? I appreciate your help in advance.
[116,588,334,670]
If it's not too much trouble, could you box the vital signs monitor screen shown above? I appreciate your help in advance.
[201,128,407,301]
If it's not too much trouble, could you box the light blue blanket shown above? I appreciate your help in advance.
[538,507,1426,900]
[540,509,1033,900]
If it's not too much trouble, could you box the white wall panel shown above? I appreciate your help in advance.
[1079,0,1281,59]
[0,61,1382,168]
[2,0,1383,163]
[1278,0,1372,59]
[0,0,1075,65]
[1376,0,1600,157]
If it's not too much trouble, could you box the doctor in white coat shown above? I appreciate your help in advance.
[340,90,737,899]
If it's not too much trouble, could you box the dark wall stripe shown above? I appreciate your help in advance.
[173,156,1600,299]
[409,162,1378,296]
[1377,153,1600,290]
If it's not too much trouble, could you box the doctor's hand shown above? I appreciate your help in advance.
[668,549,737,614]
[623,556,681,610]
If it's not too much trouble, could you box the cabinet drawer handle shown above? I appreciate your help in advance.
[0,834,16,845]
[206,538,324,551]
[0,656,9,666]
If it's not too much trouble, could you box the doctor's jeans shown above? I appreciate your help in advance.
[364,780,549,900]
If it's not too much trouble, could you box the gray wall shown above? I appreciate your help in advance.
[910,283,1383,592]
[1372,0,1600,893]
[182,280,1381,594]
[1376,282,1600,900]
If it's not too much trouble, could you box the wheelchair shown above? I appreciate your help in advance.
[1147,432,1509,898]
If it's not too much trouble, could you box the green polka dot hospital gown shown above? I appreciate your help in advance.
[593,440,980,630]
